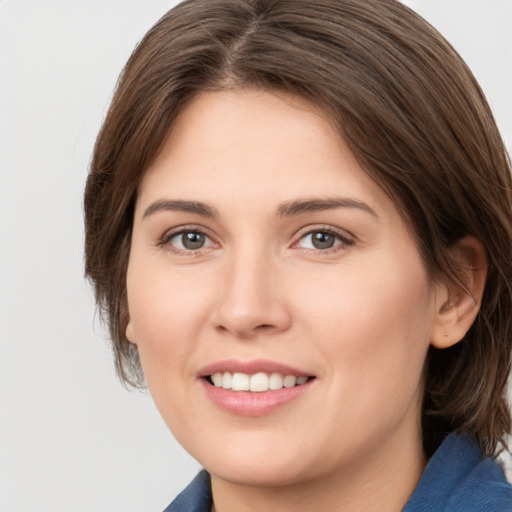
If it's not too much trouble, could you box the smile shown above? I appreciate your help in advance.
[199,361,316,416]
[208,372,311,392]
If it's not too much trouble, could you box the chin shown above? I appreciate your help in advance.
[205,457,311,488]
[180,432,313,486]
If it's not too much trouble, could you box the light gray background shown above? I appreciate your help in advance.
[0,1,510,511]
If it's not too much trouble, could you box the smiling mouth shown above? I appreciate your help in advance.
[205,372,315,392]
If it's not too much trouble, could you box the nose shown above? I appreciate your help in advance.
[212,249,292,339]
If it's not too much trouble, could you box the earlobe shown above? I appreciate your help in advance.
[126,320,137,345]
[431,236,487,349]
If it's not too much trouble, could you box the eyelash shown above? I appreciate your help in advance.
[157,225,355,255]
[157,226,217,256]
[293,226,355,253]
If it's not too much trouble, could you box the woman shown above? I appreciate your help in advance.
[84,0,512,510]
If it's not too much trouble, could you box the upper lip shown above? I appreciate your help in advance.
[198,359,313,378]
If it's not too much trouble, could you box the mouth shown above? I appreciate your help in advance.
[204,372,315,392]
[198,361,316,416]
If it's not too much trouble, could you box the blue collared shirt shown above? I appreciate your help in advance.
[164,434,512,511]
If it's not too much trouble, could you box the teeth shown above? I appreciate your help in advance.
[209,372,310,392]
[211,373,223,387]
[268,372,283,390]
[283,375,297,388]
[221,372,232,389]
[232,372,250,391]
[249,372,268,392]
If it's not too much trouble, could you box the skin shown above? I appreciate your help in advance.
[125,89,484,512]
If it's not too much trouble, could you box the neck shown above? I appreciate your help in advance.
[210,426,425,512]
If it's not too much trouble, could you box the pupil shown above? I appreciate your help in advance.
[312,232,334,249]
[183,232,205,250]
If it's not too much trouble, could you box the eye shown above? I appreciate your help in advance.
[297,229,353,251]
[164,230,215,252]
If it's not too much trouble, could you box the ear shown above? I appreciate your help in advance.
[431,236,487,349]
[126,319,137,345]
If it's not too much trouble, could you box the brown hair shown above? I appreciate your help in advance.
[84,0,512,456]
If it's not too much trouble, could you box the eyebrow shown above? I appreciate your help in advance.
[142,197,378,220]
[142,200,219,219]
[277,197,378,218]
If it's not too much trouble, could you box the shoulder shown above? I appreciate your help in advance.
[404,433,512,512]
[163,470,212,512]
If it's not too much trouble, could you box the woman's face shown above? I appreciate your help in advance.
[126,89,441,486]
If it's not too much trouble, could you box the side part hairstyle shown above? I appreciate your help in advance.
[84,0,512,456]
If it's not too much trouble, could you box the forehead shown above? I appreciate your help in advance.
[143,89,342,182]
[138,89,394,218]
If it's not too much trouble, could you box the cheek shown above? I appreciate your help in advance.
[126,260,212,381]
[126,265,213,437]
[295,256,433,403]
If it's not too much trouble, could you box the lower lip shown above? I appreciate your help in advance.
[201,379,314,416]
